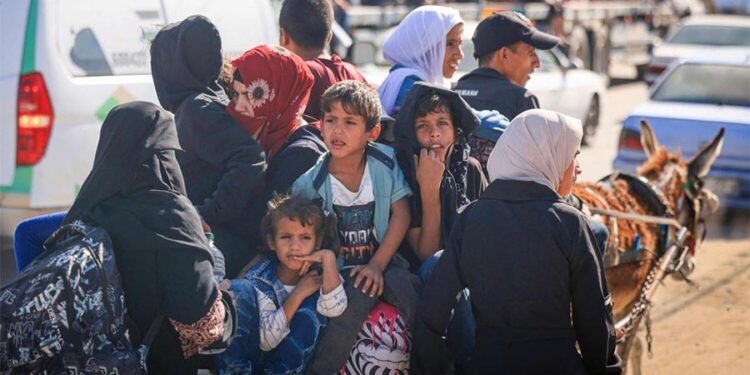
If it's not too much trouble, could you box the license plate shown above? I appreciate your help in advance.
[703,178,740,196]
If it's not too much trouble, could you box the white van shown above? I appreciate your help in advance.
[0,0,280,235]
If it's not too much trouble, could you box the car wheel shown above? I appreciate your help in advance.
[582,95,600,146]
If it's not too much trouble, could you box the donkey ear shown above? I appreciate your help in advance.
[688,128,725,178]
[640,119,660,158]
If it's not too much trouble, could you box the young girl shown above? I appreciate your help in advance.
[215,195,345,374]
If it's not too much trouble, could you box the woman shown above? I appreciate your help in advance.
[64,102,234,374]
[150,15,266,277]
[411,109,616,375]
[377,5,464,116]
[227,45,322,197]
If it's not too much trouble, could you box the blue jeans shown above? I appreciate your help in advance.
[13,211,66,272]
[216,278,326,374]
[418,250,476,365]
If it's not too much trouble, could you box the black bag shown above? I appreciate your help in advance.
[0,221,152,374]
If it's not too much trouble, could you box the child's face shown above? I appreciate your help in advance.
[268,217,317,272]
[414,109,456,162]
[322,101,380,160]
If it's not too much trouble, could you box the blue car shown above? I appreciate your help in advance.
[613,55,750,210]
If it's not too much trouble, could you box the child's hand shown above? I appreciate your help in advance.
[293,249,336,276]
[295,272,323,298]
[415,148,445,191]
[350,263,384,298]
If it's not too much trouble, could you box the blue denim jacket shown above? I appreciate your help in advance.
[292,142,412,248]
[215,257,326,374]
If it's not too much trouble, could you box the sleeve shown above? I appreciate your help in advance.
[567,214,616,375]
[258,290,291,351]
[390,159,413,203]
[411,214,467,374]
[157,245,225,358]
[316,276,348,317]
[185,106,266,225]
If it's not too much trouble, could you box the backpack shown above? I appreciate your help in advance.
[0,221,153,374]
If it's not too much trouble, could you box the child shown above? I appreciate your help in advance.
[215,195,345,374]
[292,80,420,374]
[393,82,487,269]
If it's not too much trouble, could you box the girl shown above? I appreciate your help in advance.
[216,195,346,374]
[378,5,464,116]
[150,15,266,278]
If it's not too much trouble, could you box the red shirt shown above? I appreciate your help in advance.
[304,55,367,121]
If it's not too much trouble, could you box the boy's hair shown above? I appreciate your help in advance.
[279,0,333,50]
[415,92,457,130]
[261,195,337,252]
[321,80,382,130]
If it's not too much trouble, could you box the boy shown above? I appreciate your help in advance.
[279,0,367,121]
[292,81,419,374]
[393,83,487,268]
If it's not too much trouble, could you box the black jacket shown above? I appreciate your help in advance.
[393,83,487,267]
[150,16,266,275]
[454,67,539,120]
[412,179,616,375]
[265,124,327,196]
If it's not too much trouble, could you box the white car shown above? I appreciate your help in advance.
[0,0,280,235]
[357,21,607,144]
[645,14,750,83]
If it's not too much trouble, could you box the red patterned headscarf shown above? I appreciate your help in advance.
[228,45,314,160]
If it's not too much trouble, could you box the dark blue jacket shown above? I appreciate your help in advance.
[454,67,539,120]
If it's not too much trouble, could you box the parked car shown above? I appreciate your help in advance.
[0,0,280,235]
[645,14,750,83]
[357,21,607,144]
[614,56,750,210]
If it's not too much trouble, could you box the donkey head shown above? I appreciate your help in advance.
[637,120,725,243]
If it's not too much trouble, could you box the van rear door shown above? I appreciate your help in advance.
[0,0,30,188]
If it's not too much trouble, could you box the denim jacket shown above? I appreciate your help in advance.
[216,257,326,375]
[292,142,412,246]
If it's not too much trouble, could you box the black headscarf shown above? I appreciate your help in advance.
[64,101,216,325]
[150,15,228,112]
[393,82,480,246]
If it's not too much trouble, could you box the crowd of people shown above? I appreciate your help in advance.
[12,0,619,374]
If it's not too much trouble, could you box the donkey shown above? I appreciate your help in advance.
[573,120,725,373]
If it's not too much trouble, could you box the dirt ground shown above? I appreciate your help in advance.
[628,235,750,375]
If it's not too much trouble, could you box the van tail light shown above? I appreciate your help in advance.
[618,128,643,151]
[17,72,54,166]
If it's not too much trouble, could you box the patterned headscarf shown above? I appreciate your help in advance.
[487,109,582,192]
[228,45,314,160]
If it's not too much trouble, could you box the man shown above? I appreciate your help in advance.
[279,0,366,121]
[454,11,559,120]
[457,11,610,262]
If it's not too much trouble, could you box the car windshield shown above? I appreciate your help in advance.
[668,25,750,46]
[652,63,750,107]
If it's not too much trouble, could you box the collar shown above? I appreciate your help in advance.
[482,179,563,202]
[312,143,395,190]
[462,67,511,82]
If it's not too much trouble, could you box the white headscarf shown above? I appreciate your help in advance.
[487,109,583,192]
[378,5,462,115]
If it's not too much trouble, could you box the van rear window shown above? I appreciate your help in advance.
[57,0,279,77]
